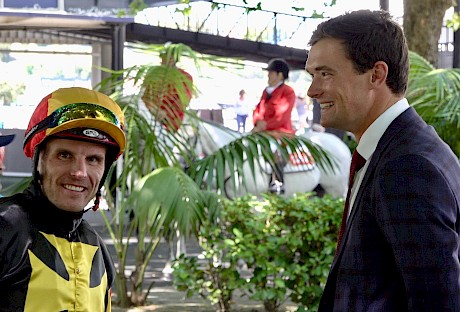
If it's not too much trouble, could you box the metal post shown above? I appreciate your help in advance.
[380,0,389,11]
[91,43,101,88]
[57,0,64,10]
[453,4,460,68]
[111,25,118,71]
[110,23,126,221]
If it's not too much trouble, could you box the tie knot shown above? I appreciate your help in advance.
[351,150,366,173]
[348,150,366,187]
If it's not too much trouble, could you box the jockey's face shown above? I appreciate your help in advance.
[37,138,107,212]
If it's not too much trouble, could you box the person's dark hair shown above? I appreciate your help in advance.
[308,10,408,95]
[265,58,290,80]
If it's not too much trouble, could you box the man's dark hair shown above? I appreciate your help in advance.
[308,10,409,95]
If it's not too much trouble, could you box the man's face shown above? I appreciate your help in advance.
[306,38,374,137]
[38,138,107,212]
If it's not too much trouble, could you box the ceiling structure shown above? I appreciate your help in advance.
[0,1,308,70]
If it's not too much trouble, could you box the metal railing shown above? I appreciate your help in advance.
[135,1,326,50]
[135,1,456,68]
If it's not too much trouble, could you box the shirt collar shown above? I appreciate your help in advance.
[357,98,410,160]
[266,81,283,94]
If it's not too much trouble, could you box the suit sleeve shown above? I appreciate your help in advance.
[375,154,460,310]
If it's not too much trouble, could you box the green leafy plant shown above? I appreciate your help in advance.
[172,201,245,312]
[407,51,460,157]
[95,43,213,307]
[173,193,343,312]
[0,81,25,105]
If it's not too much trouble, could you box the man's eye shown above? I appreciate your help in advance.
[58,152,70,159]
[88,156,103,164]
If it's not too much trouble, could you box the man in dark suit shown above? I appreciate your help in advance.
[306,10,460,311]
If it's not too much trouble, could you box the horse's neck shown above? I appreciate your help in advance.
[198,123,241,154]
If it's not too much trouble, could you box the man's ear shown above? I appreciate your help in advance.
[371,61,388,86]
[34,147,47,182]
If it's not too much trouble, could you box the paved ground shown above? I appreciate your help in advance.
[84,211,297,312]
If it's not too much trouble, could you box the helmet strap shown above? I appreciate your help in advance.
[92,190,101,211]
[32,148,43,194]
[88,150,117,212]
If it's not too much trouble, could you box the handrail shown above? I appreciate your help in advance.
[135,1,326,50]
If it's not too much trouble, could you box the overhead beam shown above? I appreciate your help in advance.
[125,23,308,69]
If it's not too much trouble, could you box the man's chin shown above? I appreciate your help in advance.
[53,198,89,213]
[319,118,331,129]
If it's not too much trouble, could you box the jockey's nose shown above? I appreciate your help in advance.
[70,158,88,179]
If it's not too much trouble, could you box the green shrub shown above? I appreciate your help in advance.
[173,193,343,311]
[172,215,246,312]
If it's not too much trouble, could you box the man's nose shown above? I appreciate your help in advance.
[70,159,87,178]
[307,79,322,99]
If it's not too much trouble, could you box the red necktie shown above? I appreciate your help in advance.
[336,150,366,255]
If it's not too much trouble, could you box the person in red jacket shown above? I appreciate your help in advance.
[252,58,296,194]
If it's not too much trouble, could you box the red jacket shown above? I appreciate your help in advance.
[253,83,295,135]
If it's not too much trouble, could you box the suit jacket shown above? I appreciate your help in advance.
[319,107,460,311]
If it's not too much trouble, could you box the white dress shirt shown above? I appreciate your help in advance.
[347,98,410,218]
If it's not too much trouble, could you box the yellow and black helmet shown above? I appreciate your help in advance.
[23,87,126,159]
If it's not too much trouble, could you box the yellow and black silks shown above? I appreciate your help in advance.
[0,184,114,312]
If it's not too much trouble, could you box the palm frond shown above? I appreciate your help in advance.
[408,51,460,124]
[407,50,460,157]
[0,176,32,196]
[186,120,336,195]
[130,167,206,238]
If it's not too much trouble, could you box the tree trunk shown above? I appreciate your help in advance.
[115,270,131,308]
[403,0,453,67]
